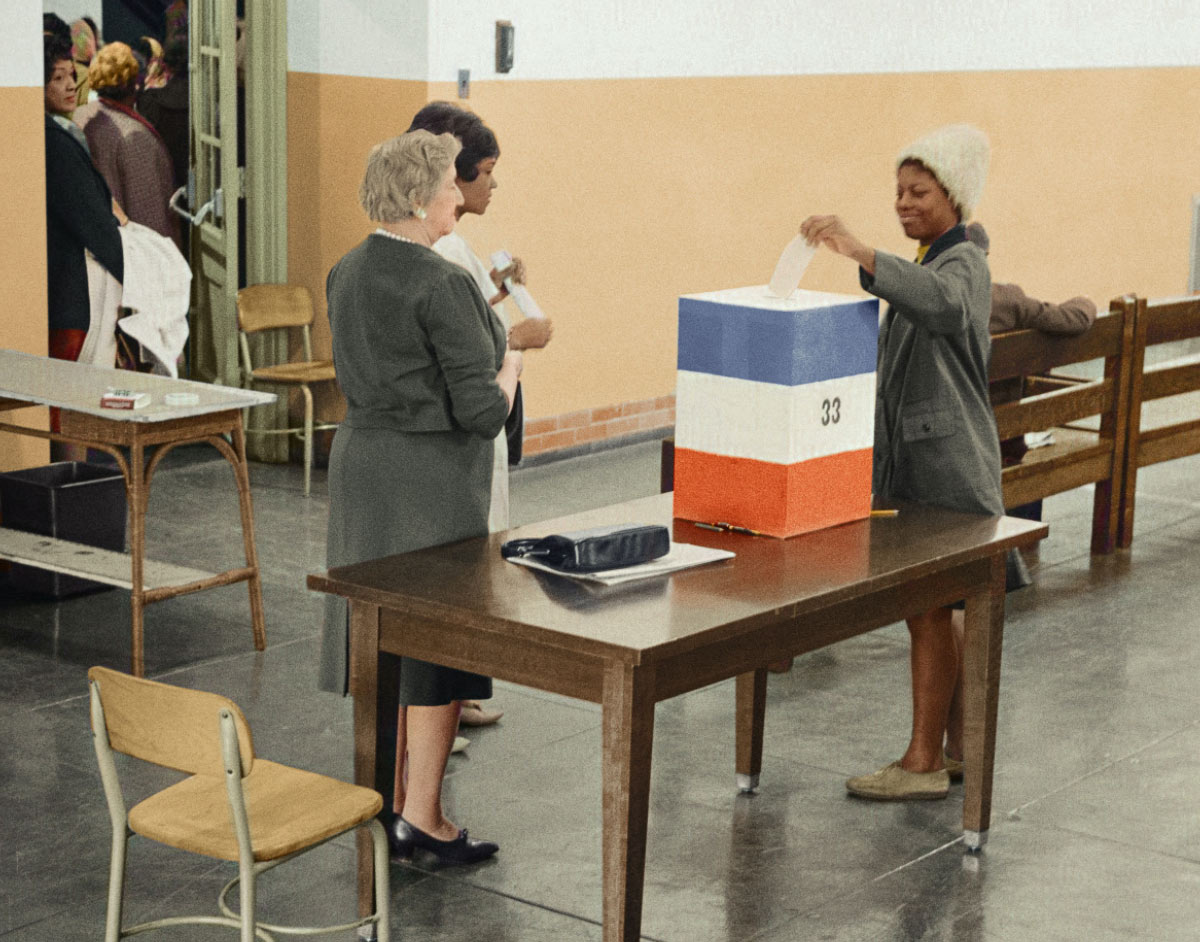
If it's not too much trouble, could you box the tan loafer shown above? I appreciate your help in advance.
[459,700,503,727]
[846,761,950,801]
[943,752,964,782]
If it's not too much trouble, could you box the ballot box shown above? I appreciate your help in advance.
[674,286,879,538]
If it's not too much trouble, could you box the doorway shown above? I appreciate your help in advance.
[92,0,290,456]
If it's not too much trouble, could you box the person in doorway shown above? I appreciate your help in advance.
[320,130,520,863]
[139,36,190,253]
[44,32,126,459]
[75,42,176,242]
[69,17,96,109]
[407,101,554,732]
[800,123,1029,801]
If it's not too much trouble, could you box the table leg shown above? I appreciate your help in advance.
[961,553,1007,850]
[601,662,656,942]
[735,670,767,793]
[127,442,147,677]
[229,423,267,651]
[350,602,398,929]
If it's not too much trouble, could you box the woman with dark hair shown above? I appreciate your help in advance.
[801,124,1028,802]
[43,32,125,458]
[74,43,175,241]
[406,101,553,731]
[44,32,124,357]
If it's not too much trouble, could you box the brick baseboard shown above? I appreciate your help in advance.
[523,395,676,459]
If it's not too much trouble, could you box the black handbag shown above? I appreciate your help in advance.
[505,382,524,466]
[501,523,670,573]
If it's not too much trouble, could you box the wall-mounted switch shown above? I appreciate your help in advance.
[458,69,470,98]
[495,21,514,73]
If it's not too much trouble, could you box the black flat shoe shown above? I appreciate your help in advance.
[389,816,498,865]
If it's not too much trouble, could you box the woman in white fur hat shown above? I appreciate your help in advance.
[801,123,1029,801]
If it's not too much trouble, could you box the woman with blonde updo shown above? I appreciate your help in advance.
[74,42,176,240]
[319,130,521,864]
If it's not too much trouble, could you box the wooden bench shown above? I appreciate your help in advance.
[1117,294,1200,547]
[989,299,1135,554]
[661,301,1135,555]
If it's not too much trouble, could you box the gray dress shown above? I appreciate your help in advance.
[318,234,509,702]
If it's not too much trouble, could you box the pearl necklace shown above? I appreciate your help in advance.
[374,227,428,247]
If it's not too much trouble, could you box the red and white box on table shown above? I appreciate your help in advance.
[100,388,150,410]
[673,286,879,538]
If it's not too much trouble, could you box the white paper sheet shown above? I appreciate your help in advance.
[767,234,817,298]
[506,541,734,585]
[490,250,547,319]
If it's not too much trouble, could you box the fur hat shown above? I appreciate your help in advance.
[896,124,990,221]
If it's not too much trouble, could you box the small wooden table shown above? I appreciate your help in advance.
[0,349,275,676]
[308,493,1045,942]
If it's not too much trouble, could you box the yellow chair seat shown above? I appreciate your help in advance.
[129,759,383,862]
[250,360,336,385]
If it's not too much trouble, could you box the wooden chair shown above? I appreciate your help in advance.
[1117,294,1200,547]
[236,284,337,496]
[88,666,390,942]
[989,300,1136,554]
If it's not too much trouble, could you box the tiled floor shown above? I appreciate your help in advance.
[3,436,1200,940]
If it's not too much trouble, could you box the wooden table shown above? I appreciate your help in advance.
[0,349,275,676]
[308,493,1046,942]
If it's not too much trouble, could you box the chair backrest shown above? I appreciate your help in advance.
[237,284,314,334]
[88,666,254,777]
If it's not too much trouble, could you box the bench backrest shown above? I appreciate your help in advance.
[988,299,1135,553]
[1118,294,1200,546]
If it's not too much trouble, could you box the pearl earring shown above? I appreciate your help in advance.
[415,207,427,220]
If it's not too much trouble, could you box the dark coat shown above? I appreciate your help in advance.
[44,113,123,332]
[862,227,1004,517]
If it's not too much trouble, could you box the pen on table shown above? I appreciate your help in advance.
[694,521,725,532]
[716,522,767,536]
[869,509,899,517]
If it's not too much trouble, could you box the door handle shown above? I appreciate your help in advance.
[170,186,215,226]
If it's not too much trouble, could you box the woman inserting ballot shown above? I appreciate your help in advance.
[800,124,1029,801]
[319,131,522,861]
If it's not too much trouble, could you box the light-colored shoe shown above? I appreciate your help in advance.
[451,735,470,754]
[943,752,964,782]
[846,761,950,801]
[459,700,503,727]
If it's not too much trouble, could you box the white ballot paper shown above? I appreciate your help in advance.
[506,541,734,586]
[490,250,547,320]
[767,233,817,298]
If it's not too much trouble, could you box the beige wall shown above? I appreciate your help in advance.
[0,86,50,471]
[287,66,1200,425]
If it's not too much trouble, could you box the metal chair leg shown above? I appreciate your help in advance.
[302,384,314,497]
[104,831,127,942]
[370,818,391,941]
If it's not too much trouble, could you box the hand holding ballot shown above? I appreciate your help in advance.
[799,214,877,276]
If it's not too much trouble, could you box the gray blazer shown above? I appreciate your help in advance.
[861,239,1004,517]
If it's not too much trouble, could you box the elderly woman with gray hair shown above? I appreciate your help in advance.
[320,130,522,863]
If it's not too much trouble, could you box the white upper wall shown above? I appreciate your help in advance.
[289,0,429,78]
[6,1,42,87]
[291,0,1200,80]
